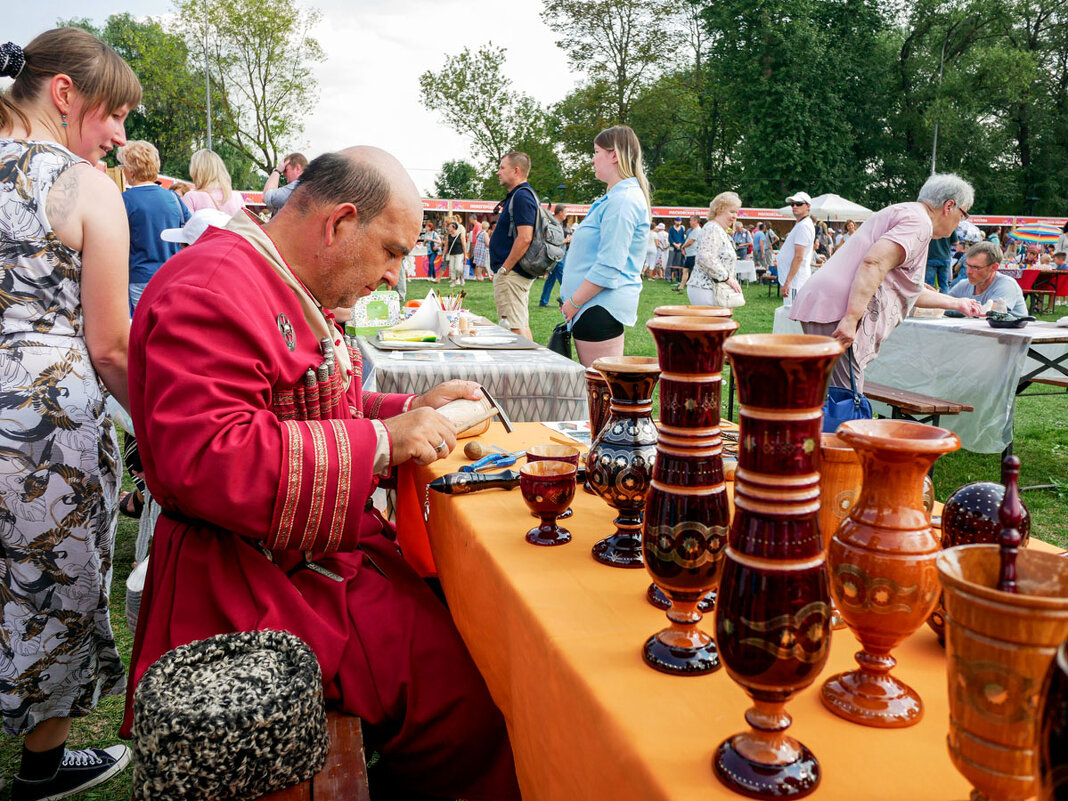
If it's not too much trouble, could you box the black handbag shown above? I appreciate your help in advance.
[822,349,873,433]
[547,321,573,359]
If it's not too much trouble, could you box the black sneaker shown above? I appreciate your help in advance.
[12,745,130,801]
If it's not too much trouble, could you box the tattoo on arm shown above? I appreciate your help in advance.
[45,166,79,230]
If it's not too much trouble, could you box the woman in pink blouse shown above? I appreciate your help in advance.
[789,173,983,391]
[182,149,246,216]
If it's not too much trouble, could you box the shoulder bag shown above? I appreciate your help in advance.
[822,349,873,433]
[713,279,746,308]
[547,321,573,360]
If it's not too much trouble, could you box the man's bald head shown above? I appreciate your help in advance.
[288,146,420,226]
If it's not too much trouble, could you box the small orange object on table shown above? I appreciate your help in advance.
[400,421,1061,801]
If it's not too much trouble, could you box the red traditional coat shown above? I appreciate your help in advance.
[121,226,519,799]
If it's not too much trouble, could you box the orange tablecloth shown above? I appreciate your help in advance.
[400,422,1059,801]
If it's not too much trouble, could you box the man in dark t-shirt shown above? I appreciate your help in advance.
[667,218,686,283]
[489,151,537,339]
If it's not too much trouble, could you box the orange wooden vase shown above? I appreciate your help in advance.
[821,419,960,728]
[817,433,863,551]
[938,545,1068,801]
[653,305,734,318]
[818,434,863,631]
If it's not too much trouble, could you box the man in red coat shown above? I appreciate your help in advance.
[122,147,520,800]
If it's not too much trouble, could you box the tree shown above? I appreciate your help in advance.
[419,44,550,174]
[433,160,481,199]
[173,0,324,174]
[999,0,1068,213]
[541,0,668,122]
[697,0,893,207]
[60,15,204,177]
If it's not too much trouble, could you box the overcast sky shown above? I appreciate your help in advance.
[5,0,578,194]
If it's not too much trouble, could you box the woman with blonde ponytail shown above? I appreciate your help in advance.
[0,27,139,800]
[559,125,651,365]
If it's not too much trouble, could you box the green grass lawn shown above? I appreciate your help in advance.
[3,274,1064,799]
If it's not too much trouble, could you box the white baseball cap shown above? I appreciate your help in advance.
[161,209,233,245]
[785,191,812,205]
[656,223,666,230]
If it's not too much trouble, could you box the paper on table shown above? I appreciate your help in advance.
[390,290,445,336]
[541,420,592,446]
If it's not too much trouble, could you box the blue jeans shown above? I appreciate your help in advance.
[925,261,951,293]
[129,281,148,316]
[539,261,564,305]
[426,253,438,279]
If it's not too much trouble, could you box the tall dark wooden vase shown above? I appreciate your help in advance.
[642,315,738,675]
[587,357,661,568]
[584,367,612,494]
[713,334,843,799]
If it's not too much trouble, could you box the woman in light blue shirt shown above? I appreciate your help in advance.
[560,125,651,366]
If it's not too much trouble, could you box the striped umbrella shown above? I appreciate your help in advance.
[1010,223,1060,244]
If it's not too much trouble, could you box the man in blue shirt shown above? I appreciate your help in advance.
[490,151,538,339]
[948,241,1027,316]
[752,223,768,271]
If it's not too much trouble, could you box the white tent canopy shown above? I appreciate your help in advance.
[778,193,874,222]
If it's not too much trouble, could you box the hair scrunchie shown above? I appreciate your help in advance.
[0,43,26,80]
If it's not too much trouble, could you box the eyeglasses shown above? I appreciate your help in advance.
[790,201,807,207]
[958,205,970,219]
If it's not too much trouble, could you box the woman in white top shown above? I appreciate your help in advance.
[182,148,246,217]
[836,219,857,248]
[688,192,745,307]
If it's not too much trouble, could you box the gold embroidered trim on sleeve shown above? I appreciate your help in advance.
[274,420,303,550]
[326,420,351,552]
[297,422,329,551]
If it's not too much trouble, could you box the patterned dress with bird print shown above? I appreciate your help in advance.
[0,140,124,735]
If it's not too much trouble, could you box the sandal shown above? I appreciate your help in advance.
[119,491,144,519]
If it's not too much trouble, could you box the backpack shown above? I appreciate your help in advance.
[507,185,565,277]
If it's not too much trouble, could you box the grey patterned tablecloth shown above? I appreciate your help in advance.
[358,337,587,423]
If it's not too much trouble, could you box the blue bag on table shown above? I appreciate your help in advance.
[822,348,872,433]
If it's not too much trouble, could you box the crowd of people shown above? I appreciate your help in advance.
[1,22,1064,801]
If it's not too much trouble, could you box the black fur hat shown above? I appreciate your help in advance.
[132,630,330,800]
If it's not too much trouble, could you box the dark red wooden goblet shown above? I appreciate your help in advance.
[527,444,580,519]
[520,461,577,547]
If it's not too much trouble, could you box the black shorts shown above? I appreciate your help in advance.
[683,255,696,269]
[572,305,624,342]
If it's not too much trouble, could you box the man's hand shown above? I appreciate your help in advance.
[275,158,289,174]
[383,407,458,466]
[410,379,483,411]
[955,297,984,317]
[831,316,859,349]
[780,280,790,298]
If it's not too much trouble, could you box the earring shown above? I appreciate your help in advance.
[61,113,67,128]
